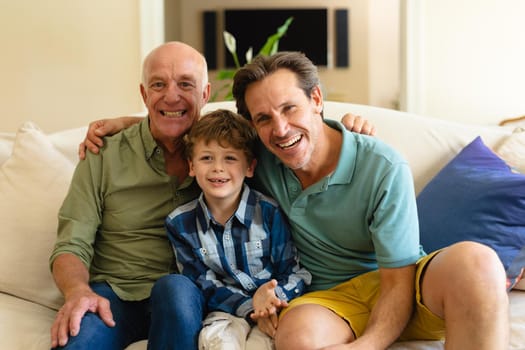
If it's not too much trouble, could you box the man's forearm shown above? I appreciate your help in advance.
[52,253,92,298]
[355,266,416,349]
[119,116,144,129]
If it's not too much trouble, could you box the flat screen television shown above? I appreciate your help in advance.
[223,8,328,67]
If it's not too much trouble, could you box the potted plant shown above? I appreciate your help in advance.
[211,17,293,101]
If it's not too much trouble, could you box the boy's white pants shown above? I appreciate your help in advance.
[198,311,274,350]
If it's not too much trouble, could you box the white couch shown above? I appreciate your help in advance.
[1,101,524,350]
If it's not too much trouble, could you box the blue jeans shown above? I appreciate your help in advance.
[53,274,206,350]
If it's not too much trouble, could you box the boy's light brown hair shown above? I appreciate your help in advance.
[184,109,258,163]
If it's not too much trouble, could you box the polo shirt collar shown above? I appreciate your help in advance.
[324,119,356,186]
[270,119,357,187]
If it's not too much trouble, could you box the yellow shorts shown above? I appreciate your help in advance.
[281,251,445,341]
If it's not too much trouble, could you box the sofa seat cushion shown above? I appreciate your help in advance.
[417,136,525,290]
[0,293,56,349]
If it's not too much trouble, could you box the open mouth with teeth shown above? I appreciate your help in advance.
[278,135,302,149]
[209,178,229,183]
[161,110,185,118]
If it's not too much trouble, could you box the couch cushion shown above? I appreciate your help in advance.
[417,136,525,290]
[0,293,56,349]
[0,132,15,166]
[319,102,513,194]
[495,128,525,174]
[48,126,88,164]
[0,122,73,310]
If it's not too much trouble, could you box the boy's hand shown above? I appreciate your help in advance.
[252,279,288,319]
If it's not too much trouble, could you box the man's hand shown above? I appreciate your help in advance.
[78,117,143,160]
[255,313,280,338]
[341,113,376,136]
[50,288,115,348]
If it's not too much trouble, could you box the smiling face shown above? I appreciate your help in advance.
[140,42,210,150]
[245,69,324,172]
[189,139,256,206]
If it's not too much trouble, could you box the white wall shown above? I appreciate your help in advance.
[0,0,402,133]
[0,0,144,133]
[402,0,525,125]
[369,0,400,109]
[167,0,400,109]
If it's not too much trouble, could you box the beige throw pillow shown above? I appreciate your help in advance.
[0,122,74,310]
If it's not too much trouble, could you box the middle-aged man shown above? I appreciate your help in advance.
[230,51,509,350]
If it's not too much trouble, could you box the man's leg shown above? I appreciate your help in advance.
[274,304,354,349]
[148,274,206,350]
[421,241,509,349]
[53,282,149,350]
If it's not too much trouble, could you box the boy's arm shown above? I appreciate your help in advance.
[249,207,311,338]
[266,207,312,302]
[166,220,254,318]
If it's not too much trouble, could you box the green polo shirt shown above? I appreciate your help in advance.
[252,119,425,291]
[50,118,201,301]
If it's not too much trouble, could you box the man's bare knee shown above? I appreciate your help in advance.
[275,304,354,350]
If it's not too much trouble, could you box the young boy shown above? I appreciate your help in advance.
[165,109,311,349]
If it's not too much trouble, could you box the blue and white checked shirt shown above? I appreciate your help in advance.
[166,184,311,318]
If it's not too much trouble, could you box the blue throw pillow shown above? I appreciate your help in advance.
[417,136,525,290]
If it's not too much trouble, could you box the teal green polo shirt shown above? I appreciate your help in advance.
[50,118,201,301]
[252,119,425,291]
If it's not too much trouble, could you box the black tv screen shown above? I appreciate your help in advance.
[223,8,328,67]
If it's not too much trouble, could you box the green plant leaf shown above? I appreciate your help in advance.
[215,69,236,80]
[211,16,294,101]
[258,17,294,56]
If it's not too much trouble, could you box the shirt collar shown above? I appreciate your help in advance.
[141,116,161,160]
[269,119,357,187]
[323,119,356,185]
[195,183,255,232]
